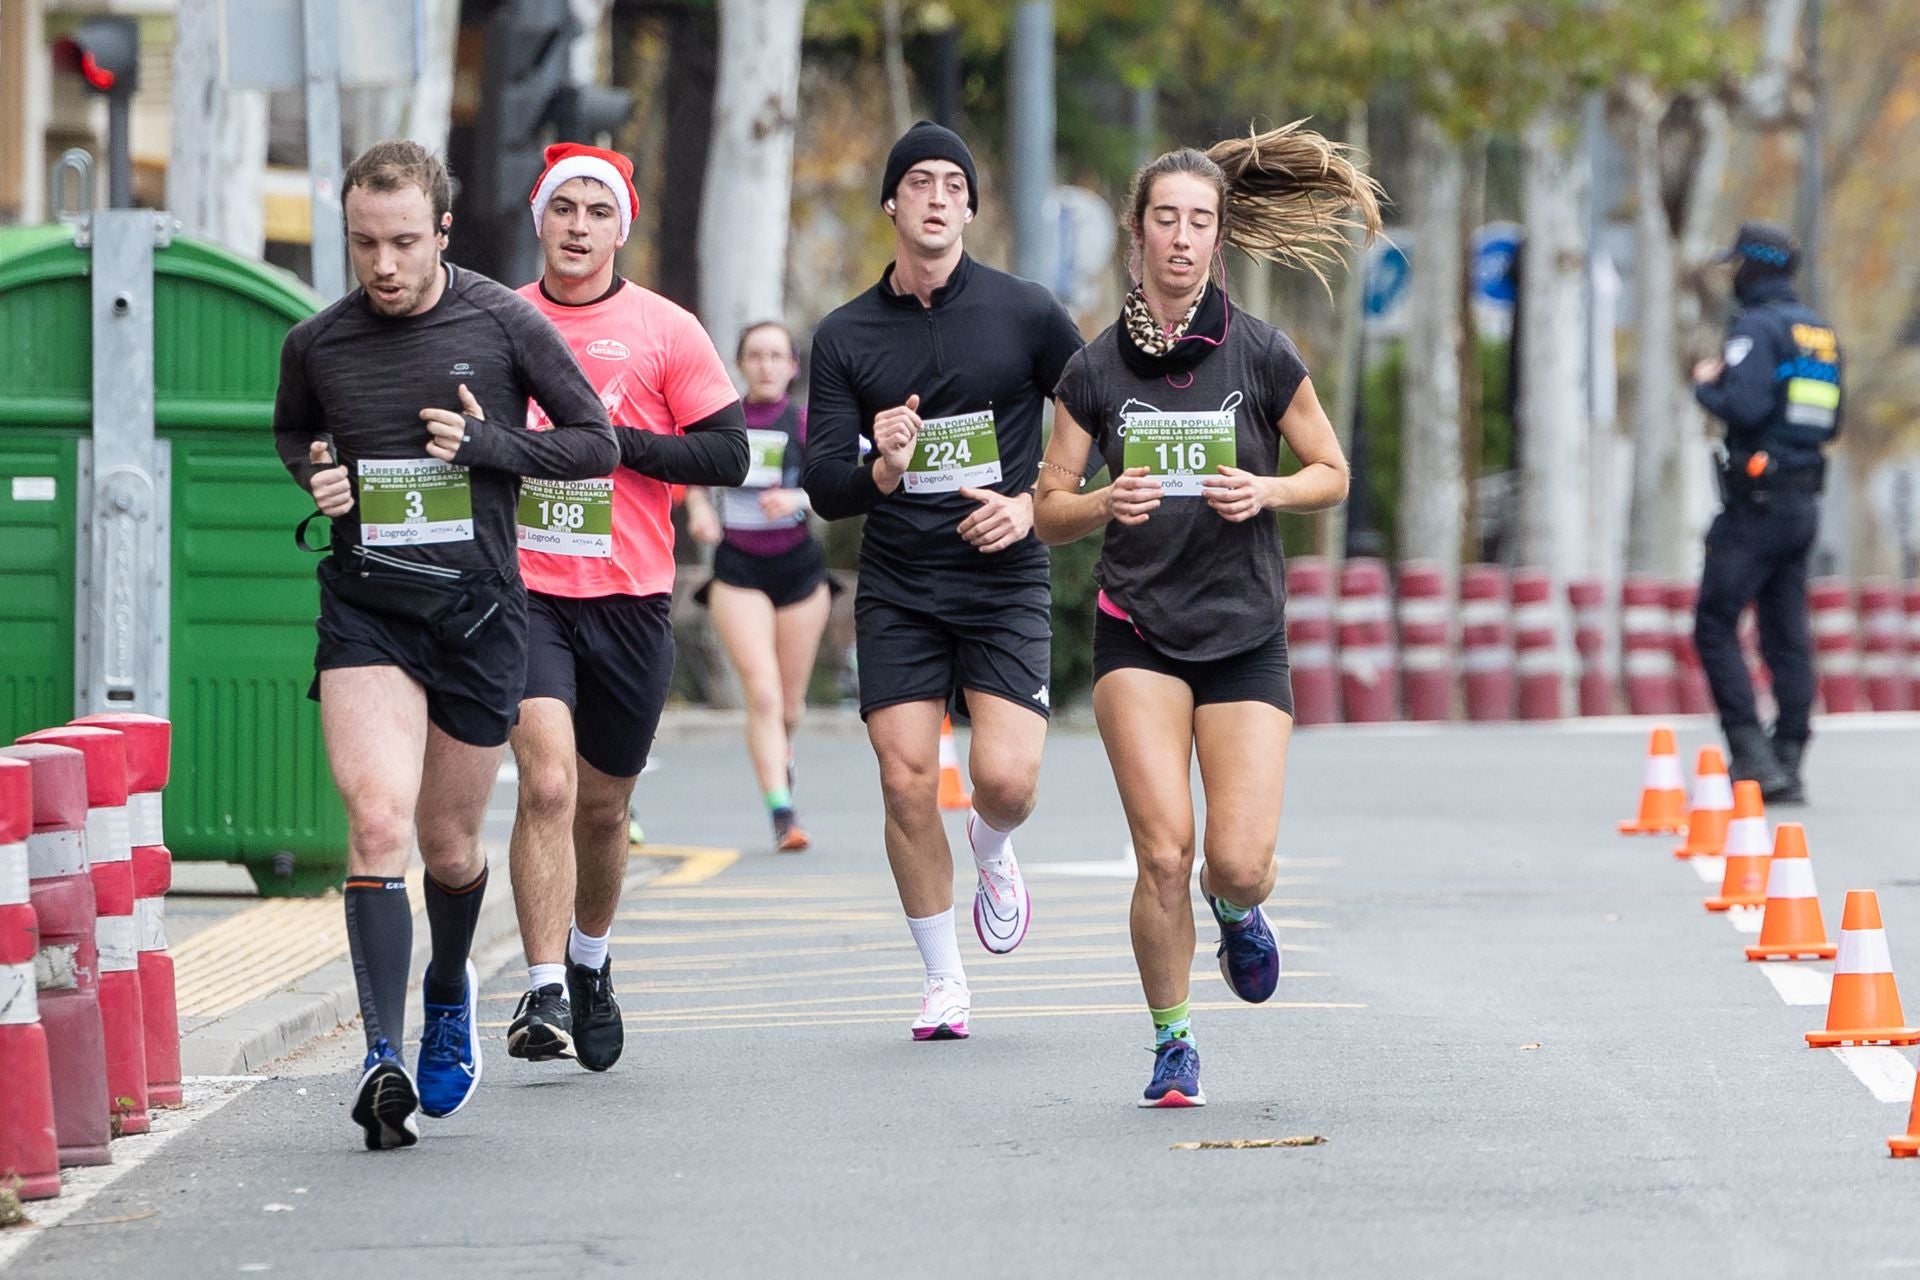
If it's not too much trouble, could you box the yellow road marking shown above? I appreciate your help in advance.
[478,1000,1366,1035]
[609,918,1328,946]
[630,842,740,887]
[481,967,1331,1002]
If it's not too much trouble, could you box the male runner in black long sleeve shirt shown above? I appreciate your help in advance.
[803,121,1084,1041]
[272,141,616,1151]
[502,143,748,1073]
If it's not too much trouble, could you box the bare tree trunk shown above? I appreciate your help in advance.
[699,0,804,350]
[881,0,913,137]
[1319,104,1369,563]
[1398,116,1467,583]
[168,0,267,257]
[1516,109,1590,581]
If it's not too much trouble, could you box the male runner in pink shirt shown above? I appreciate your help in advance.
[506,143,747,1071]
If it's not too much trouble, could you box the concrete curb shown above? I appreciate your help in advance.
[178,855,662,1076]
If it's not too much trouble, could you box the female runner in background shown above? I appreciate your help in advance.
[688,321,835,853]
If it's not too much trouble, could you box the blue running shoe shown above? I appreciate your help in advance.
[1139,1038,1205,1108]
[1205,881,1282,1004]
[416,959,482,1118]
[351,1038,420,1150]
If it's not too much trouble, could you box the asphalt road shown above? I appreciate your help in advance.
[12,715,1920,1278]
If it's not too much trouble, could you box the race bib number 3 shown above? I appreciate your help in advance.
[904,409,1001,494]
[1123,411,1237,497]
[358,458,474,545]
[517,477,614,557]
[743,429,788,489]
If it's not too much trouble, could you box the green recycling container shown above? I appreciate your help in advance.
[0,223,346,896]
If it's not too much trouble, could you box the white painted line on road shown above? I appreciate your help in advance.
[1689,856,1725,884]
[0,1076,262,1271]
[1031,841,1137,878]
[1727,906,1765,934]
[1759,963,1831,1006]
[1829,1047,1918,1103]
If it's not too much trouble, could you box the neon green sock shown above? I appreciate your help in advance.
[764,786,792,814]
[1150,1000,1192,1047]
[1215,897,1252,924]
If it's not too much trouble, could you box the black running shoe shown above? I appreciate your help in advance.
[350,1039,420,1151]
[566,957,624,1072]
[507,984,574,1062]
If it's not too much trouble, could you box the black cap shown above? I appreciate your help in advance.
[1716,221,1799,271]
[880,120,979,214]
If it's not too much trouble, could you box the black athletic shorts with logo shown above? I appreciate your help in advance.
[1092,610,1294,714]
[523,591,674,778]
[312,580,529,749]
[695,538,835,610]
[854,560,1052,721]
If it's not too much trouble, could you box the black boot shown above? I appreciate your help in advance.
[1727,723,1799,804]
[1771,734,1809,806]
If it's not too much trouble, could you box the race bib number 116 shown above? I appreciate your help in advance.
[1122,411,1236,497]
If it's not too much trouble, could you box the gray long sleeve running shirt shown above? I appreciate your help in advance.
[273,263,618,576]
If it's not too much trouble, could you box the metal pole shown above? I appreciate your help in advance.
[303,0,347,300]
[1007,1,1053,284]
[106,93,132,208]
[1130,82,1157,169]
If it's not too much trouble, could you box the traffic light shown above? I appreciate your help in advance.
[455,0,634,283]
[52,16,140,207]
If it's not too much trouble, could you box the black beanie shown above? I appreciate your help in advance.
[880,120,979,214]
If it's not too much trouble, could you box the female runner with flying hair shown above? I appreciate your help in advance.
[1034,123,1381,1107]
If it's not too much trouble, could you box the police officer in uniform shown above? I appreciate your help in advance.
[1691,221,1843,805]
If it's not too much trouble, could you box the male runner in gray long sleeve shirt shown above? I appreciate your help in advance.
[270,141,615,1152]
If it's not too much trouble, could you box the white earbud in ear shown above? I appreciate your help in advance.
[963,210,973,223]
[885,200,897,213]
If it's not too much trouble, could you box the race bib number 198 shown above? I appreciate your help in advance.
[517,477,614,557]
[357,458,474,545]
[1122,411,1237,497]
[904,409,1001,494]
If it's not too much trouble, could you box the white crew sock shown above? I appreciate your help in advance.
[568,923,611,972]
[968,808,1015,866]
[528,963,566,994]
[906,908,967,985]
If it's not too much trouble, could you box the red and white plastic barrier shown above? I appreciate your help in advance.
[1907,585,1920,706]
[1808,577,1860,713]
[15,726,148,1138]
[1460,564,1514,721]
[1621,576,1678,715]
[1336,558,1397,722]
[1667,582,1713,714]
[0,756,60,1200]
[1857,578,1909,712]
[1396,560,1452,721]
[1512,569,1564,720]
[1285,556,1338,725]
[0,743,110,1167]
[74,714,180,1109]
[1568,579,1616,716]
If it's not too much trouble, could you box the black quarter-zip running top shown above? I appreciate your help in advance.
[803,252,1084,576]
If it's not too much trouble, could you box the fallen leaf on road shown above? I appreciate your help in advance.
[262,1204,295,1213]
[1520,1043,1543,1050]
[1171,1136,1327,1150]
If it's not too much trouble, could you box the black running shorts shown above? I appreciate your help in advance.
[854,565,1052,721]
[522,591,674,778]
[695,539,834,610]
[312,580,529,749]
[1092,610,1294,714]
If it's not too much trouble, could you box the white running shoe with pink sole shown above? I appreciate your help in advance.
[911,976,970,1041]
[969,816,1031,954]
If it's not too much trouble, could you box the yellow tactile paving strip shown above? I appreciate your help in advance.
[171,874,426,1018]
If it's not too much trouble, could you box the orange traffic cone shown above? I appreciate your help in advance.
[937,716,970,811]
[1891,1073,1920,1157]
[1618,726,1686,835]
[1745,823,1836,961]
[1674,746,1733,858]
[1807,891,1919,1046]
[1704,781,1770,912]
